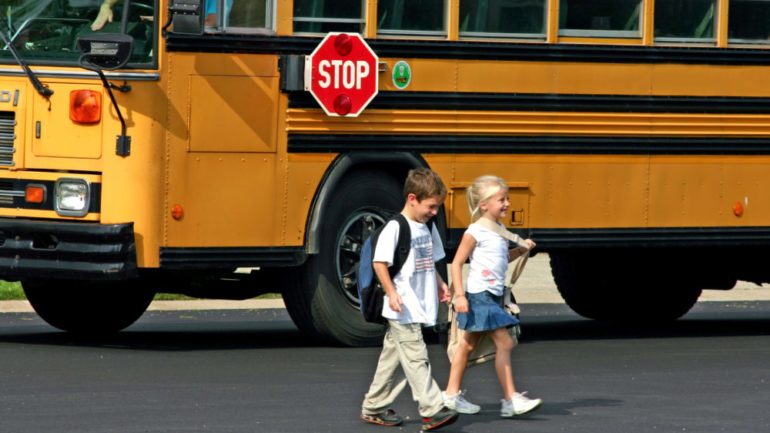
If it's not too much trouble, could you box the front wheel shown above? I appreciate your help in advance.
[282,171,404,346]
[22,279,154,334]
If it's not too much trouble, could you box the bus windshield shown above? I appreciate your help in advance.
[0,0,155,67]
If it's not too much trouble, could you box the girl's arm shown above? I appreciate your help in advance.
[451,233,477,313]
[508,238,535,262]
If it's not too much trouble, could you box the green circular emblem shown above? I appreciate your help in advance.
[392,60,412,90]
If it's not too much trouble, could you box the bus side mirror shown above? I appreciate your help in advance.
[77,33,134,71]
[169,0,205,35]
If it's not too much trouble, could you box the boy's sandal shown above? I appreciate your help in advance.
[361,409,404,427]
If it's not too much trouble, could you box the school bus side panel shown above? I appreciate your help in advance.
[164,52,291,248]
[98,78,167,268]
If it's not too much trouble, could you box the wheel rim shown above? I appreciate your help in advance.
[335,209,388,307]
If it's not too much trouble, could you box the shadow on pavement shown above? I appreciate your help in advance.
[0,309,318,351]
[519,301,770,342]
[0,302,769,351]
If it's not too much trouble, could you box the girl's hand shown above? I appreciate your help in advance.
[453,294,469,313]
[514,239,535,255]
[388,292,404,312]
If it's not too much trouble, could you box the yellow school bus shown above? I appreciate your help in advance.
[1,0,769,345]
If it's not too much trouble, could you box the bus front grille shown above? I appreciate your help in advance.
[0,112,16,166]
[0,181,13,206]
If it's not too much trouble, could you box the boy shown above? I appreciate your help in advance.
[360,168,458,431]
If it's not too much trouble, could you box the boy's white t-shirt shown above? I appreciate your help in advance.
[465,221,509,296]
[373,217,445,326]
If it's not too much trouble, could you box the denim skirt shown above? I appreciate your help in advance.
[457,291,519,332]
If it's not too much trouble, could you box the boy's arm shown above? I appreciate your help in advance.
[373,261,403,313]
[436,271,450,304]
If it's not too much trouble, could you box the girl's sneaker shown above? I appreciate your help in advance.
[442,390,481,414]
[500,392,542,418]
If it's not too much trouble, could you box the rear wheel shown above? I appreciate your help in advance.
[282,171,403,346]
[550,251,701,322]
[22,279,154,334]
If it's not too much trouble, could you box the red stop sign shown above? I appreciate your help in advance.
[305,33,379,117]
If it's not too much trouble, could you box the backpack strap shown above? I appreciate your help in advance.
[475,218,526,247]
[390,215,438,278]
[389,214,412,279]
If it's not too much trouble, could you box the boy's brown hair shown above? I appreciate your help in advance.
[403,168,447,202]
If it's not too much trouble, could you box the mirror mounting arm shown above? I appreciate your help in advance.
[76,32,134,157]
[94,69,131,157]
[110,81,132,93]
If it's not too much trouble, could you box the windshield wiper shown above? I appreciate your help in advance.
[0,29,53,98]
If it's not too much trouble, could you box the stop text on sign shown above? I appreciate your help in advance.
[317,60,370,90]
[305,33,379,117]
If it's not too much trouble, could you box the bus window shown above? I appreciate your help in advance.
[378,0,446,37]
[729,0,770,43]
[559,0,641,38]
[293,0,364,34]
[655,0,715,42]
[1,0,156,67]
[459,0,546,39]
[205,0,273,33]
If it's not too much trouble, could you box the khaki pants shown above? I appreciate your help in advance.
[361,320,444,418]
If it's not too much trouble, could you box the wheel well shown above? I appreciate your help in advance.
[305,152,430,255]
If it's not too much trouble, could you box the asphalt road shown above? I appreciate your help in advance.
[1,302,769,433]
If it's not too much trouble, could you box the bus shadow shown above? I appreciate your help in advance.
[1,302,769,351]
[520,317,770,342]
[518,301,770,342]
[0,325,316,351]
[0,309,319,351]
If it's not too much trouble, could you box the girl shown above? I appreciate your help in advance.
[442,175,542,417]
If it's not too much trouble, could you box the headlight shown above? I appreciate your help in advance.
[55,178,90,217]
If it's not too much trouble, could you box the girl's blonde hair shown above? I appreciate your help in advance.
[467,175,507,222]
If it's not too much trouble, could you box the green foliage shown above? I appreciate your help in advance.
[0,281,24,300]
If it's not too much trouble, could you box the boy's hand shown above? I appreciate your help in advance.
[438,280,451,303]
[525,238,536,249]
[453,294,469,313]
[388,292,404,312]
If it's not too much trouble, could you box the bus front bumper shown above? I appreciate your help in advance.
[0,218,137,281]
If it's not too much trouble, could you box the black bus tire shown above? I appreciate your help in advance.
[22,279,154,334]
[550,251,701,322]
[283,171,403,346]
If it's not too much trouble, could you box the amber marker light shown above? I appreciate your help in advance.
[25,184,46,204]
[70,90,102,124]
[171,204,184,220]
[734,202,744,217]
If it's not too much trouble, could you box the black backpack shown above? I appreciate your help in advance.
[356,213,434,324]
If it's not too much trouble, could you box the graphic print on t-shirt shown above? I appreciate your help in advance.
[412,233,434,273]
[481,268,496,286]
